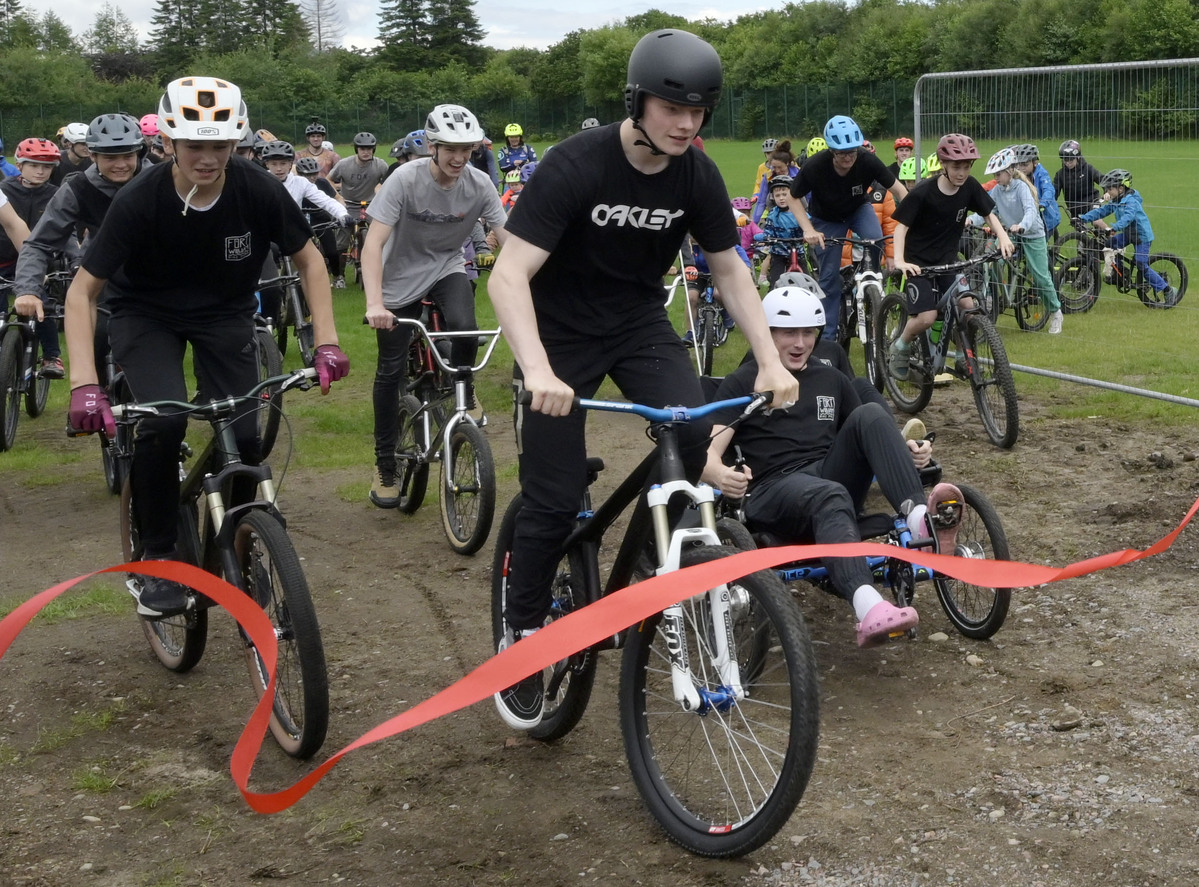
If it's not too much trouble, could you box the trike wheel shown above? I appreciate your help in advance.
[875,291,932,414]
[620,545,819,858]
[123,478,209,673]
[961,314,1019,448]
[439,421,495,555]
[395,394,429,514]
[933,483,1012,639]
[490,495,598,742]
[235,509,329,759]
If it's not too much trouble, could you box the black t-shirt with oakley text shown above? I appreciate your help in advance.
[791,149,897,223]
[84,155,311,323]
[504,123,737,341]
[713,357,861,487]
[892,175,995,266]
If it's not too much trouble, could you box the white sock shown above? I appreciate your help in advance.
[516,626,538,641]
[852,585,885,621]
[906,504,928,538]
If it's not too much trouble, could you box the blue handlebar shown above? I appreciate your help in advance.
[575,395,756,423]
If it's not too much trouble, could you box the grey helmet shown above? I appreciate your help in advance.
[581,117,600,130]
[295,156,320,175]
[259,140,296,162]
[86,113,145,155]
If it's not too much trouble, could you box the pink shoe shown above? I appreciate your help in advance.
[926,482,963,555]
[856,600,919,647]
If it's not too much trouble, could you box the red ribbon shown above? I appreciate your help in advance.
[4,492,1197,814]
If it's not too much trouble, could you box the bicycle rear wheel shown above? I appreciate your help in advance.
[440,421,496,555]
[1054,257,1100,313]
[395,394,430,513]
[490,495,599,742]
[235,509,329,759]
[1137,253,1187,309]
[0,326,23,451]
[254,327,284,459]
[933,483,1011,639]
[122,479,209,673]
[620,545,819,858]
[961,314,1019,448]
[1012,282,1049,332]
[875,291,933,414]
[24,336,49,418]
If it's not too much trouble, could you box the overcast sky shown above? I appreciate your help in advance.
[23,0,772,51]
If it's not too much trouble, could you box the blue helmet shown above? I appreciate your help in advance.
[519,161,538,182]
[824,115,864,151]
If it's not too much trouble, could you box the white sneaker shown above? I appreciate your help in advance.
[1102,248,1116,283]
[1047,310,1063,335]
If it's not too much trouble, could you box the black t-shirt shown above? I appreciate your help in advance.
[302,176,339,225]
[84,155,312,323]
[1053,161,1102,211]
[0,179,57,264]
[504,123,737,341]
[791,149,897,223]
[713,357,861,487]
[892,176,995,266]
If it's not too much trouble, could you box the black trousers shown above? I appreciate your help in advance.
[504,315,709,631]
[110,312,259,557]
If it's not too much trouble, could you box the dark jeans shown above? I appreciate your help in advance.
[110,313,259,557]
[504,316,709,631]
[373,274,477,467]
[745,402,923,602]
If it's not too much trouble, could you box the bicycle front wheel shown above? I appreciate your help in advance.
[0,326,22,451]
[235,509,329,759]
[254,327,284,459]
[295,288,316,367]
[1137,253,1187,309]
[620,545,820,858]
[395,394,430,513]
[440,421,496,555]
[24,336,49,418]
[860,282,884,392]
[875,291,933,414]
[933,483,1011,639]
[122,479,209,673]
[697,306,717,377]
[961,314,1019,448]
[491,495,599,742]
[1054,257,1100,313]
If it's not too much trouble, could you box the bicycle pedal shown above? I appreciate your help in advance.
[932,500,963,528]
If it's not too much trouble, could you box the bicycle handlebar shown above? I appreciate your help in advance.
[516,390,772,423]
[363,314,503,375]
[109,368,320,422]
[914,251,1000,276]
[820,235,893,246]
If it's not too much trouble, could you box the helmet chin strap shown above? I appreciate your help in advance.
[631,119,667,157]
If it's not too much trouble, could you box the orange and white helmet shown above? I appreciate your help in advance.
[157,76,248,142]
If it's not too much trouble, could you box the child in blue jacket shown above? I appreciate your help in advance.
[1080,169,1174,302]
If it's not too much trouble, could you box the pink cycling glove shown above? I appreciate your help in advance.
[313,344,350,394]
[68,384,116,438]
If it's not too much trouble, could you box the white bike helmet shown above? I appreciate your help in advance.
[762,286,825,329]
[425,104,482,146]
[62,122,89,144]
[985,147,1017,176]
[157,76,248,142]
[775,271,826,300]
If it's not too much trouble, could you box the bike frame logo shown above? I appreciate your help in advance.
[591,204,685,230]
[225,232,252,262]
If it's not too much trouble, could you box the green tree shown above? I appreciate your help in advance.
[148,0,201,72]
[298,0,343,51]
[579,26,635,107]
[530,30,583,101]
[425,0,486,68]
[0,0,23,45]
[377,0,426,71]
[82,2,140,53]
[243,0,311,55]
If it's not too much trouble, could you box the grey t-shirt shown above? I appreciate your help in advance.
[368,158,506,308]
[328,156,388,204]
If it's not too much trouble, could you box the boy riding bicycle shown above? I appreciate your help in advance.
[64,76,349,619]
[1078,168,1175,303]
[487,29,796,730]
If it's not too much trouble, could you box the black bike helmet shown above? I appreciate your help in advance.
[86,113,145,155]
[624,29,722,124]
[1058,139,1081,159]
[769,174,793,190]
[305,121,327,137]
[353,131,377,148]
[295,156,320,175]
[260,139,295,162]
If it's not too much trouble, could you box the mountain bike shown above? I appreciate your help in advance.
[1054,222,1187,312]
[961,228,1048,330]
[102,368,329,759]
[682,267,727,376]
[259,253,315,367]
[875,253,1019,449]
[343,201,371,287]
[827,234,890,390]
[0,295,57,451]
[491,392,820,857]
[389,305,502,555]
[758,237,812,283]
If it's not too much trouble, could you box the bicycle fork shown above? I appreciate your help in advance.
[647,480,745,714]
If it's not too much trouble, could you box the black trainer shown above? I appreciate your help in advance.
[494,628,544,730]
[136,573,191,619]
